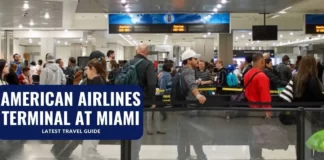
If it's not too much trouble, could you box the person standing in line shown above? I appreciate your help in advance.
[126,43,156,160]
[56,58,65,73]
[36,59,43,73]
[65,57,80,85]
[276,55,292,83]
[106,50,115,75]
[80,51,108,160]
[244,53,271,160]
[0,59,9,85]
[10,54,24,76]
[177,50,207,160]
[18,67,32,85]
[6,64,19,85]
[40,53,66,85]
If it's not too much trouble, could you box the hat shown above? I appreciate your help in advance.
[181,50,201,61]
[227,64,235,72]
[89,51,105,61]
[45,53,55,62]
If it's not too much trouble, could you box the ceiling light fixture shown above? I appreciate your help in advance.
[257,41,260,43]
[29,20,34,26]
[213,8,218,12]
[65,41,68,45]
[126,8,130,12]
[249,32,252,35]
[283,6,292,10]
[23,2,29,9]
[280,35,283,38]
[119,34,134,46]
[65,29,68,32]
[271,15,280,19]
[121,0,126,3]
[80,38,83,41]
[19,24,23,28]
[217,4,222,8]
[207,32,211,35]
[29,29,32,32]
[38,42,41,45]
[104,15,108,18]
[241,34,245,38]
[85,41,88,43]
[279,11,287,14]
[221,0,227,4]
[290,32,294,35]
[57,41,60,44]
[44,12,50,19]
[203,35,207,38]
[235,37,238,40]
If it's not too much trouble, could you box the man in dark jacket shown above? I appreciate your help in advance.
[276,55,292,83]
[264,58,287,90]
[129,43,156,160]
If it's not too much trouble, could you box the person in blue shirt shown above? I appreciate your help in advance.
[10,54,24,76]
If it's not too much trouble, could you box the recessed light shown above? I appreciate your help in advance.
[235,37,238,40]
[241,34,245,38]
[246,43,249,46]
[271,15,280,19]
[217,4,222,8]
[257,41,260,43]
[64,29,68,32]
[29,29,32,32]
[280,35,283,38]
[19,24,23,28]
[203,35,207,38]
[57,41,60,44]
[44,12,50,19]
[213,8,218,12]
[23,2,29,9]
[290,32,294,35]
[207,32,211,35]
[65,41,68,45]
[104,15,108,18]
[80,38,83,41]
[126,8,130,12]
[221,0,227,4]
[38,42,41,45]
[318,35,321,38]
[249,32,252,35]
[85,41,88,43]
[121,0,126,3]
[29,20,34,26]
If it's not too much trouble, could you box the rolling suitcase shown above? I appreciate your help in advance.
[51,140,81,159]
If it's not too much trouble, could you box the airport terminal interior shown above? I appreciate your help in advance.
[1,0,324,160]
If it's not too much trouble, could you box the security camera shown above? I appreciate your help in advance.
[23,12,29,17]
[122,3,128,7]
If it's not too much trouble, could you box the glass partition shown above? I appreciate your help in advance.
[132,109,297,160]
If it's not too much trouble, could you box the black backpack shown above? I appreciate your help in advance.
[171,69,189,108]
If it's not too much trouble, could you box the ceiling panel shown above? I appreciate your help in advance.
[0,0,63,28]
[76,0,305,13]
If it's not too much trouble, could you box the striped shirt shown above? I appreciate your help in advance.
[279,80,294,103]
[195,69,212,81]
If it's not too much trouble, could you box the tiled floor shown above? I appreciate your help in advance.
[7,112,298,160]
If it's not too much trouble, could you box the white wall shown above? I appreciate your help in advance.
[22,46,71,67]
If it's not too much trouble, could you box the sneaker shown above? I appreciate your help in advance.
[83,152,106,160]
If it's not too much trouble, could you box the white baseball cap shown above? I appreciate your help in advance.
[181,50,201,61]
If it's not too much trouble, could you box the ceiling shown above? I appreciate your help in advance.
[0,0,63,28]
[19,38,88,47]
[76,0,304,13]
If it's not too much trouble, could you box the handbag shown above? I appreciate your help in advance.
[231,71,261,104]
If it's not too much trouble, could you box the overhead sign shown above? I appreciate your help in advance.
[305,14,324,34]
[108,13,230,33]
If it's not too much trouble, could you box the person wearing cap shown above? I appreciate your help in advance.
[39,53,66,85]
[275,55,292,83]
[80,50,107,160]
[177,50,207,160]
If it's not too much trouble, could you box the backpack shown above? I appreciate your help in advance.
[171,69,189,107]
[66,66,80,85]
[114,59,145,85]
[227,72,239,87]
[108,68,122,84]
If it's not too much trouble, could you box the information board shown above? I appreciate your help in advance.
[108,13,230,34]
[305,14,324,34]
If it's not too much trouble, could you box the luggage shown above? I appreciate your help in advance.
[51,140,81,159]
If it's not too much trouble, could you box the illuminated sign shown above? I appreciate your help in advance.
[173,25,185,32]
[316,25,324,33]
[118,25,131,32]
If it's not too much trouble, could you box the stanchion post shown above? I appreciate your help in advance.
[121,140,132,160]
[296,107,305,160]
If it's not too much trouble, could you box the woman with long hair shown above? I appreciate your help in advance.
[6,64,19,85]
[280,55,324,160]
[0,59,9,85]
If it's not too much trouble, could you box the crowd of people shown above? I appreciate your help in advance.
[0,43,323,160]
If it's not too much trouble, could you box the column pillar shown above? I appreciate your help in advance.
[86,41,94,56]
[70,43,82,58]
[193,38,215,61]
[41,38,55,60]
[13,38,20,55]
[217,33,233,66]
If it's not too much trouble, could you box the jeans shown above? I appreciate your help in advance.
[177,113,207,160]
